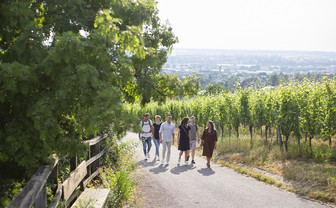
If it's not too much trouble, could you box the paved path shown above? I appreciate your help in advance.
[124,132,329,208]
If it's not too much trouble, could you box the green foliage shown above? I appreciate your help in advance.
[204,84,226,95]
[240,90,252,127]
[0,0,177,204]
[129,78,336,152]
[101,141,138,208]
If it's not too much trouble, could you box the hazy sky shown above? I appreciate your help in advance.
[156,0,336,51]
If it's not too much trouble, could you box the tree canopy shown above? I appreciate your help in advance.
[0,0,177,181]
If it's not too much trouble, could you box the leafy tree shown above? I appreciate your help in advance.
[278,87,300,151]
[264,90,276,142]
[204,84,226,95]
[267,73,280,86]
[215,94,229,138]
[322,81,336,146]
[240,90,253,140]
[0,0,176,204]
[182,74,200,98]
[252,91,266,139]
[152,73,182,103]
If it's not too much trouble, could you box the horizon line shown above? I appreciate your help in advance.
[172,47,336,53]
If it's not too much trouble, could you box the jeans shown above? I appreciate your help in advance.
[153,139,160,156]
[142,137,152,156]
[162,141,171,162]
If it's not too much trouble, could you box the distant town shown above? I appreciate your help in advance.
[163,48,336,88]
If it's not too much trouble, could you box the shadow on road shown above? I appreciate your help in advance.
[197,168,215,176]
[170,165,196,175]
[137,158,157,167]
[149,164,169,174]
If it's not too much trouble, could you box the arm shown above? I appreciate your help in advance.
[172,133,175,145]
[214,130,218,148]
[172,124,175,145]
[177,128,180,145]
[201,130,206,145]
[151,124,154,140]
[189,130,192,145]
[196,130,200,143]
[159,124,163,143]
[139,121,142,140]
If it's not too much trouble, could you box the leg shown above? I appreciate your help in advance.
[146,137,152,154]
[206,156,211,167]
[154,139,160,157]
[142,137,147,156]
[191,140,196,162]
[179,151,183,160]
[162,141,166,161]
[166,141,172,162]
[185,150,189,161]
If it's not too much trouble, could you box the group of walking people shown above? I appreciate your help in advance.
[139,113,218,168]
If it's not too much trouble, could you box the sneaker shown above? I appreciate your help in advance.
[145,155,148,160]
[161,159,164,164]
[191,160,195,164]
[177,159,181,166]
[157,157,160,161]
[184,161,188,166]
[147,153,150,158]
[165,161,169,165]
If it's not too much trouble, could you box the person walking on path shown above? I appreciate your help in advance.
[159,114,175,165]
[188,116,200,164]
[177,117,191,166]
[153,115,162,161]
[139,113,153,160]
[201,121,218,168]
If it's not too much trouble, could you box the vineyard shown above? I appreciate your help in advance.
[128,79,336,160]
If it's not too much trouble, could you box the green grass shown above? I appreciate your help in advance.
[200,130,336,205]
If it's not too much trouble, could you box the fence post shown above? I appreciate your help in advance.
[50,164,58,185]
[35,184,47,208]
[95,141,101,168]
[70,156,77,172]
[88,147,92,176]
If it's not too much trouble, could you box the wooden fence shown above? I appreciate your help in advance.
[8,135,107,208]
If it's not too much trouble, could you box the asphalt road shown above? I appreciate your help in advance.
[124,132,329,208]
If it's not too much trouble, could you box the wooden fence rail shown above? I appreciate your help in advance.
[8,135,107,208]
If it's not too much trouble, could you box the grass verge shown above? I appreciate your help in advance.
[90,140,141,208]
[195,133,336,207]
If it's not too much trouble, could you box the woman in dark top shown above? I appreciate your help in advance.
[177,117,191,166]
[201,120,218,168]
[153,115,162,161]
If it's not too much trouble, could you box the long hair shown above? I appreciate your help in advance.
[180,117,189,127]
[207,120,216,132]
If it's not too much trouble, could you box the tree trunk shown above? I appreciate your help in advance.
[235,127,239,138]
[279,132,283,151]
[228,126,231,137]
[305,132,307,143]
[297,135,301,154]
[309,136,312,149]
[329,138,332,147]
[221,125,224,138]
[276,127,279,145]
[284,136,289,152]
[265,125,268,143]
[249,126,253,140]
[261,127,263,138]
